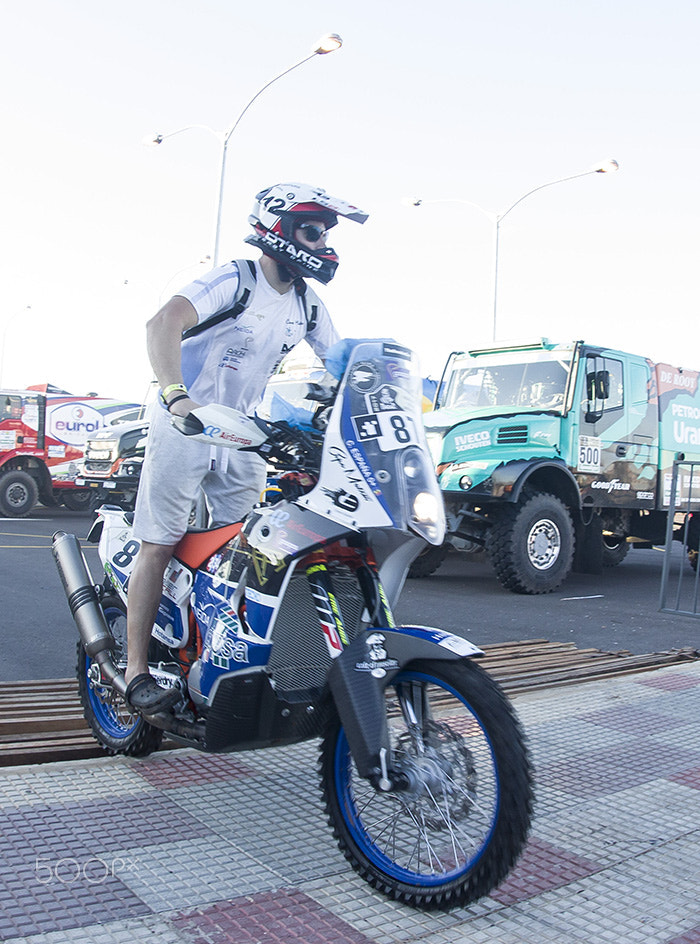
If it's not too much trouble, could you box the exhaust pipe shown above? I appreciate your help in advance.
[51,532,202,736]
[52,531,127,696]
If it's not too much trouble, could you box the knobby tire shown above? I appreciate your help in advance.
[319,658,533,910]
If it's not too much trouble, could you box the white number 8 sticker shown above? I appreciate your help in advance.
[378,413,417,451]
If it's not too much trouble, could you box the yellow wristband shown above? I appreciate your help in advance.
[160,383,188,405]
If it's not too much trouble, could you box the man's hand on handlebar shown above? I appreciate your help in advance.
[168,396,201,418]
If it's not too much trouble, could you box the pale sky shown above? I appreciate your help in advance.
[1,0,698,402]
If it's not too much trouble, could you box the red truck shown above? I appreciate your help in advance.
[0,385,138,517]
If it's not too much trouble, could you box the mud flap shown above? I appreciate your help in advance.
[573,514,603,574]
[327,627,481,783]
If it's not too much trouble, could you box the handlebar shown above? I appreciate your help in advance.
[171,403,324,473]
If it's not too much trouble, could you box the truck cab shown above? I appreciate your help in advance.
[0,388,138,516]
[75,410,150,510]
[423,338,700,593]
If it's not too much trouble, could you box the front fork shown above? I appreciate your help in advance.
[304,550,402,790]
[304,549,396,652]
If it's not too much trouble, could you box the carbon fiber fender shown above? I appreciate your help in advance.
[327,626,482,784]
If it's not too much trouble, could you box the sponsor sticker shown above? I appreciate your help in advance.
[353,413,381,441]
[354,632,400,678]
[590,479,631,493]
[382,342,412,360]
[349,362,380,393]
[369,385,400,412]
[454,430,490,452]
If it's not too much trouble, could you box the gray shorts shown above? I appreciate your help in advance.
[133,406,267,545]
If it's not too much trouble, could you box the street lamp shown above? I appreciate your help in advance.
[407,159,620,340]
[144,33,343,266]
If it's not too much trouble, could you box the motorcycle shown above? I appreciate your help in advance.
[53,339,532,910]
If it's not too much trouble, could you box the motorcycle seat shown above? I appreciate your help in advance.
[174,522,243,569]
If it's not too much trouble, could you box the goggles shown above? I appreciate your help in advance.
[296,222,329,242]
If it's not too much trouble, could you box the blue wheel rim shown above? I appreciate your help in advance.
[333,669,500,886]
[84,604,140,740]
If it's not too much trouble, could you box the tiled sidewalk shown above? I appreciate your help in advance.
[1,662,699,944]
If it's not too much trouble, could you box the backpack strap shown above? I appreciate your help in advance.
[181,259,258,341]
[293,278,320,333]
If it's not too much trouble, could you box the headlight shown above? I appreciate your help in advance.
[413,490,440,524]
[398,445,446,544]
[403,454,423,479]
[86,439,118,460]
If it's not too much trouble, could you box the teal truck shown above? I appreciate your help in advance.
[420,338,700,593]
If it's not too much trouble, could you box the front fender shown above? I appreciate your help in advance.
[371,625,483,666]
[327,626,482,782]
[489,457,580,507]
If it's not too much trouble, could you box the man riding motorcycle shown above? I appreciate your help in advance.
[124,183,368,714]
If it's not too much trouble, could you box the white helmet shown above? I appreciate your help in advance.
[245,183,368,283]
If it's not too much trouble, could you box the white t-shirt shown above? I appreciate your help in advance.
[175,259,338,414]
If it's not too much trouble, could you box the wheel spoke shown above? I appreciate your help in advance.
[336,676,499,880]
[77,595,163,758]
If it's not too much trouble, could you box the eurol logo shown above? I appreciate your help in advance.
[49,403,106,446]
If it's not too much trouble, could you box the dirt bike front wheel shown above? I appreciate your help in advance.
[319,658,533,910]
[76,594,163,757]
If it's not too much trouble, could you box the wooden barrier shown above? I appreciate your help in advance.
[1,640,697,767]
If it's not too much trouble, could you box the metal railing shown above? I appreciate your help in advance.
[659,460,700,617]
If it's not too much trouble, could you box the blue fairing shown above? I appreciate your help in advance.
[339,405,395,523]
[192,570,273,700]
[154,597,187,646]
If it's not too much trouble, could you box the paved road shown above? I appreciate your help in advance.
[397,546,700,654]
[1,507,698,681]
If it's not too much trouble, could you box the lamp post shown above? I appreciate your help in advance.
[144,33,343,267]
[407,159,619,340]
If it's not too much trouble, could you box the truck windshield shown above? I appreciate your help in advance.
[442,351,572,413]
[1,396,23,422]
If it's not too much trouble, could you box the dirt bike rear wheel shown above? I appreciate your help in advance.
[76,594,163,756]
[319,658,533,910]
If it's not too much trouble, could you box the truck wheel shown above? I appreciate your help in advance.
[689,550,698,573]
[62,489,98,512]
[488,491,574,594]
[602,535,629,568]
[407,542,450,578]
[0,470,39,517]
